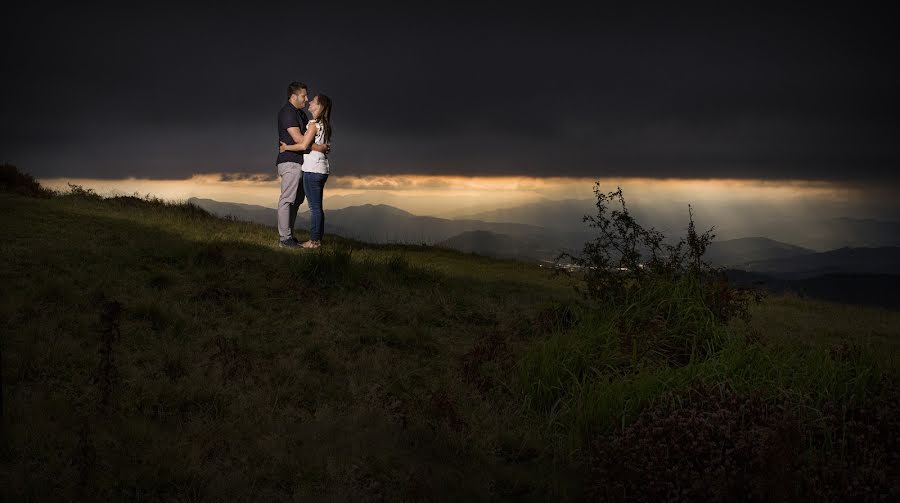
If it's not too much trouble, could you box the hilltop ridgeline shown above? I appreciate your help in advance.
[1,165,898,501]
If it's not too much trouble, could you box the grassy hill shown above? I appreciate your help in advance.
[188,197,589,259]
[1,185,899,501]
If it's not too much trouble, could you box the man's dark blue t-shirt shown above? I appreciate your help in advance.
[276,102,308,165]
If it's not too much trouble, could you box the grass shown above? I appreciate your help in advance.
[731,292,900,365]
[1,189,898,501]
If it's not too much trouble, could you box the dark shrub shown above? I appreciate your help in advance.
[557,184,761,364]
[588,380,900,502]
[0,163,53,198]
[107,195,149,207]
[64,183,103,200]
[178,201,215,219]
[589,382,803,502]
[107,193,214,219]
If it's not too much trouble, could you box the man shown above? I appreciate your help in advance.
[276,82,329,247]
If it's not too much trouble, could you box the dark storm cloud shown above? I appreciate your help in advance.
[2,2,898,183]
[218,173,277,183]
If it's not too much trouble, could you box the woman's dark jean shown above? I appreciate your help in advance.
[302,171,328,241]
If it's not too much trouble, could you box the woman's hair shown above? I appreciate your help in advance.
[313,94,332,144]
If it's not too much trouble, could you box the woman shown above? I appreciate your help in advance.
[280,94,332,249]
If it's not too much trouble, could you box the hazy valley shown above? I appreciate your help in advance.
[189,196,900,309]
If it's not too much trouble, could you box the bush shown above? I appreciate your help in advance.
[556,183,761,364]
[0,163,53,198]
[614,274,729,365]
[518,183,770,460]
[57,185,215,220]
[588,379,900,502]
[589,382,804,501]
[63,183,103,201]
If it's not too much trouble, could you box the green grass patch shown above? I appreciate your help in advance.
[1,188,897,501]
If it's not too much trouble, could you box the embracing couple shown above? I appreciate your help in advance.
[276,81,333,249]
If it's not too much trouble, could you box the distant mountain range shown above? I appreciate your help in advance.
[189,197,900,278]
[457,199,597,233]
[190,198,278,226]
[436,231,544,261]
[188,198,589,258]
[743,246,900,278]
[813,217,900,249]
[704,237,814,267]
[725,270,900,310]
[314,204,560,245]
[454,199,900,251]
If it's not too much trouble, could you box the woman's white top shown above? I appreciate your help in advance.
[302,119,330,174]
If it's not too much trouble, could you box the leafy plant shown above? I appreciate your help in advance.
[556,183,761,363]
[0,163,53,198]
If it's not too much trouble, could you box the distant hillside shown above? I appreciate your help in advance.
[437,230,541,260]
[189,198,588,258]
[188,198,900,273]
[325,204,550,244]
[704,237,813,267]
[188,197,280,226]
[458,199,596,232]
[822,218,900,248]
[714,216,900,251]
[458,198,722,240]
[453,198,900,251]
[726,270,900,309]
[745,246,900,278]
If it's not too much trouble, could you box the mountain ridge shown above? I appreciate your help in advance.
[189,197,900,274]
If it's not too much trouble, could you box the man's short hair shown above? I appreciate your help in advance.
[287,82,308,100]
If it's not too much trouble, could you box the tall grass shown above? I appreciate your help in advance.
[519,301,892,458]
[514,183,897,499]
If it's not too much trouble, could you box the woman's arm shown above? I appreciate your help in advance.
[280,122,318,152]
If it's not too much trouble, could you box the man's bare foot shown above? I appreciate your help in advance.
[301,240,321,249]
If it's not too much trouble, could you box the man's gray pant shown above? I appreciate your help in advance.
[277,162,304,241]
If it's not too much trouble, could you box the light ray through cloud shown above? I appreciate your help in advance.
[39,174,894,218]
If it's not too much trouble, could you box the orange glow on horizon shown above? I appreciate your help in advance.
[37,174,863,217]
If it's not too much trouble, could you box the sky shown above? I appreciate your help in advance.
[3,2,900,228]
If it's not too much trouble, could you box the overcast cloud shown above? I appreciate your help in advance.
[3,2,898,185]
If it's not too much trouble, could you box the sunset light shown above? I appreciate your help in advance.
[5,3,897,499]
